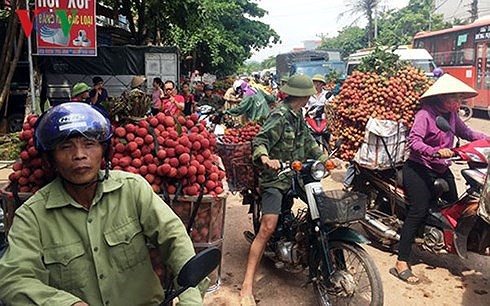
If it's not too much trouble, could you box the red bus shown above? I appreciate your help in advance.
[413,17,490,111]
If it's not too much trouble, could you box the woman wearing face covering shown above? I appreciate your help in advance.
[390,73,487,284]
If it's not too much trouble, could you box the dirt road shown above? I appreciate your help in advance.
[203,114,490,305]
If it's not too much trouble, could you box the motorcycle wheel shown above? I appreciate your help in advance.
[312,241,383,306]
[458,105,472,122]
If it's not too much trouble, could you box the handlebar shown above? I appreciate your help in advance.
[431,152,458,159]
[277,162,291,177]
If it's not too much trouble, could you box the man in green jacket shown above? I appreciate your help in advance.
[239,75,328,305]
[224,87,276,122]
[0,103,204,306]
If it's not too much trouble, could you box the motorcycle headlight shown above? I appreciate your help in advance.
[311,160,327,180]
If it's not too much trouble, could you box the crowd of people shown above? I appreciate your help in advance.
[66,69,338,126]
[3,63,482,306]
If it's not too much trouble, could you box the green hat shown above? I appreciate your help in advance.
[280,75,289,82]
[311,74,326,84]
[280,74,316,97]
[72,82,91,97]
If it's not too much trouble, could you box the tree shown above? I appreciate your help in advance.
[170,0,279,76]
[375,0,451,46]
[338,0,380,47]
[261,56,276,69]
[0,1,25,121]
[103,0,279,76]
[319,26,368,59]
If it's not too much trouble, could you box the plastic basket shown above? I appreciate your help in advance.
[165,193,227,244]
[216,141,257,192]
[316,190,367,224]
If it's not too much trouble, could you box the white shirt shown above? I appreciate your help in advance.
[306,90,328,110]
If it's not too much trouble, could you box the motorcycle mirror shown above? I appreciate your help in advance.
[177,247,221,288]
[435,116,451,133]
[435,116,461,147]
[161,247,221,306]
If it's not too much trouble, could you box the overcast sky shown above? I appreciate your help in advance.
[250,0,410,62]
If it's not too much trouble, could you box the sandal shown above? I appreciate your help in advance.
[240,294,256,306]
[389,267,420,285]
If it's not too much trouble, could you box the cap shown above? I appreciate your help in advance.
[280,74,316,97]
[71,82,91,97]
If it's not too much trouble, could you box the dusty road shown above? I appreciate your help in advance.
[203,114,490,306]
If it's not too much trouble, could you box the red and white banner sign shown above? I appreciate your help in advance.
[35,0,97,56]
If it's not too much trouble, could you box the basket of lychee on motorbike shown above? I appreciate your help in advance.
[150,168,228,293]
[241,140,384,306]
[351,116,490,258]
[215,123,262,193]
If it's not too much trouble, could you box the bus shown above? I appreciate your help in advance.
[413,16,490,111]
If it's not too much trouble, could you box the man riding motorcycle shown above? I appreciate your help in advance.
[239,74,328,306]
[0,103,205,305]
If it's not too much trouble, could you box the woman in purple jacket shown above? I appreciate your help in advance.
[391,74,487,284]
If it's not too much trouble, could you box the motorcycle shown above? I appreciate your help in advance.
[351,116,490,258]
[196,105,225,135]
[242,142,384,305]
[305,105,331,154]
[305,99,334,154]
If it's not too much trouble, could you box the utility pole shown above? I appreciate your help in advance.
[470,0,479,22]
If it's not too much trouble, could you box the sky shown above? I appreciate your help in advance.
[249,0,410,62]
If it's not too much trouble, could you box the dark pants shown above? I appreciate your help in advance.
[398,160,458,262]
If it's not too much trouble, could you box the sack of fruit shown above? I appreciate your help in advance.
[353,118,409,170]
[216,141,257,192]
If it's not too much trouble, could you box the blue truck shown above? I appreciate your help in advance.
[275,50,345,81]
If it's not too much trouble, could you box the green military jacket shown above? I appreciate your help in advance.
[197,94,224,111]
[225,89,276,121]
[0,170,203,306]
[252,103,327,191]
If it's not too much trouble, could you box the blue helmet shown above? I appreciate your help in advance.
[35,102,112,152]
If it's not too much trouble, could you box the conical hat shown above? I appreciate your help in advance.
[420,74,477,100]
[131,76,146,89]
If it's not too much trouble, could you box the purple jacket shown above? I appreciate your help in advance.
[408,104,486,173]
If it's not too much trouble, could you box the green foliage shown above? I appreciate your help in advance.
[357,47,405,76]
[324,70,342,84]
[240,56,276,74]
[338,0,380,47]
[168,0,279,76]
[320,0,455,60]
[261,56,276,69]
[100,0,279,76]
[376,0,452,46]
[239,61,262,74]
[319,26,368,59]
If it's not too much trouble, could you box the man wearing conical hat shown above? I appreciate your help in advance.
[391,73,487,285]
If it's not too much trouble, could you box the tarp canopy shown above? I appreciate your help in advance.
[37,45,180,75]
